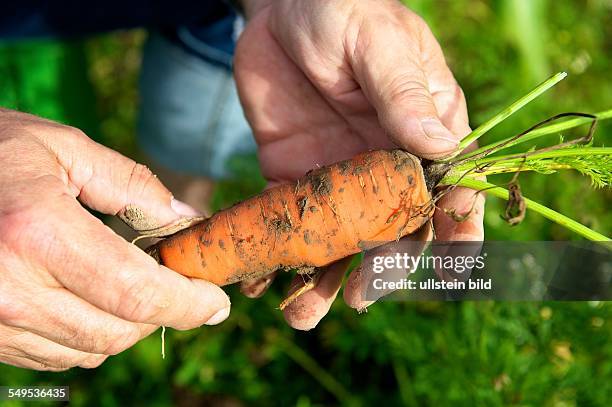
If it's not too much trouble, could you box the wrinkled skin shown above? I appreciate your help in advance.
[0,110,231,370]
[235,0,484,330]
[0,0,485,372]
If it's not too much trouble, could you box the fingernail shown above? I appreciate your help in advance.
[240,275,274,298]
[171,198,202,217]
[421,118,460,146]
[205,306,231,325]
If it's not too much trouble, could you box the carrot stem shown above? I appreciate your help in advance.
[454,147,611,172]
[457,108,612,160]
[452,72,568,155]
[444,177,610,241]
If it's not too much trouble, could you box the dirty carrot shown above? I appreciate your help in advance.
[147,150,434,286]
[143,74,610,308]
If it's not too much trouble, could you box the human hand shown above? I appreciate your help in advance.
[0,109,231,370]
[235,0,484,329]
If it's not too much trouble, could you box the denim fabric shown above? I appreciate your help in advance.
[0,1,253,179]
[138,31,256,179]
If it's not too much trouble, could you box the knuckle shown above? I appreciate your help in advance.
[52,356,78,370]
[396,7,428,36]
[0,206,60,259]
[0,207,69,276]
[33,350,80,371]
[44,122,91,145]
[0,291,27,327]
[115,274,168,323]
[56,326,102,355]
[99,323,141,355]
[66,126,88,140]
[34,121,90,146]
[387,79,432,107]
[79,354,108,369]
[64,333,93,353]
[408,12,427,30]
[131,162,154,180]
[128,162,156,189]
[42,346,93,371]
[126,162,168,203]
[0,208,36,252]
[31,360,68,372]
[58,124,88,141]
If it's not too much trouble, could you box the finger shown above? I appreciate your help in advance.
[0,279,158,355]
[431,139,485,280]
[432,185,485,285]
[429,75,485,247]
[423,51,486,266]
[23,195,231,330]
[240,272,277,298]
[343,223,432,311]
[33,124,200,230]
[283,257,352,331]
[417,19,471,138]
[430,113,484,282]
[78,354,110,369]
[434,186,485,244]
[0,325,106,372]
[235,14,364,182]
[431,83,471,142]
[430,124,484,248]
[349,13,459,159]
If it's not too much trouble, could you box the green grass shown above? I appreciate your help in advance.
[0,0,610,405]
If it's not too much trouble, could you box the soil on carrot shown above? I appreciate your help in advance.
[148,150,433,286]
[304,167,333,196]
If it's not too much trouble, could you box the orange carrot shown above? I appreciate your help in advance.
[147,150,434,286]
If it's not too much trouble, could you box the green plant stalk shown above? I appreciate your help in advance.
[448,147,612,188]
[453,72,567,153]
[439,176,610,241]
[455,147,612,170]
[461,163,572,176]
[457,108,612,160]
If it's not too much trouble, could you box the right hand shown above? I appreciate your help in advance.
[0,109,231,371]
[235,0,484,329]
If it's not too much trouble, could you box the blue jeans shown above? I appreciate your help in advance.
[1,1,256,180]
[138,29,256,179]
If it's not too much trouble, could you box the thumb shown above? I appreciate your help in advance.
[44,128,200,230]
[350,17,459,159]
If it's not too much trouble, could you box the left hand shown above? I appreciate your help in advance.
[235,0,484,329]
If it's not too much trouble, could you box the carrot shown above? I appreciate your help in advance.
[147,150,434,286]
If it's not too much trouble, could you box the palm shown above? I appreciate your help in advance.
[235,10,393,183]
[234,3,484,329]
